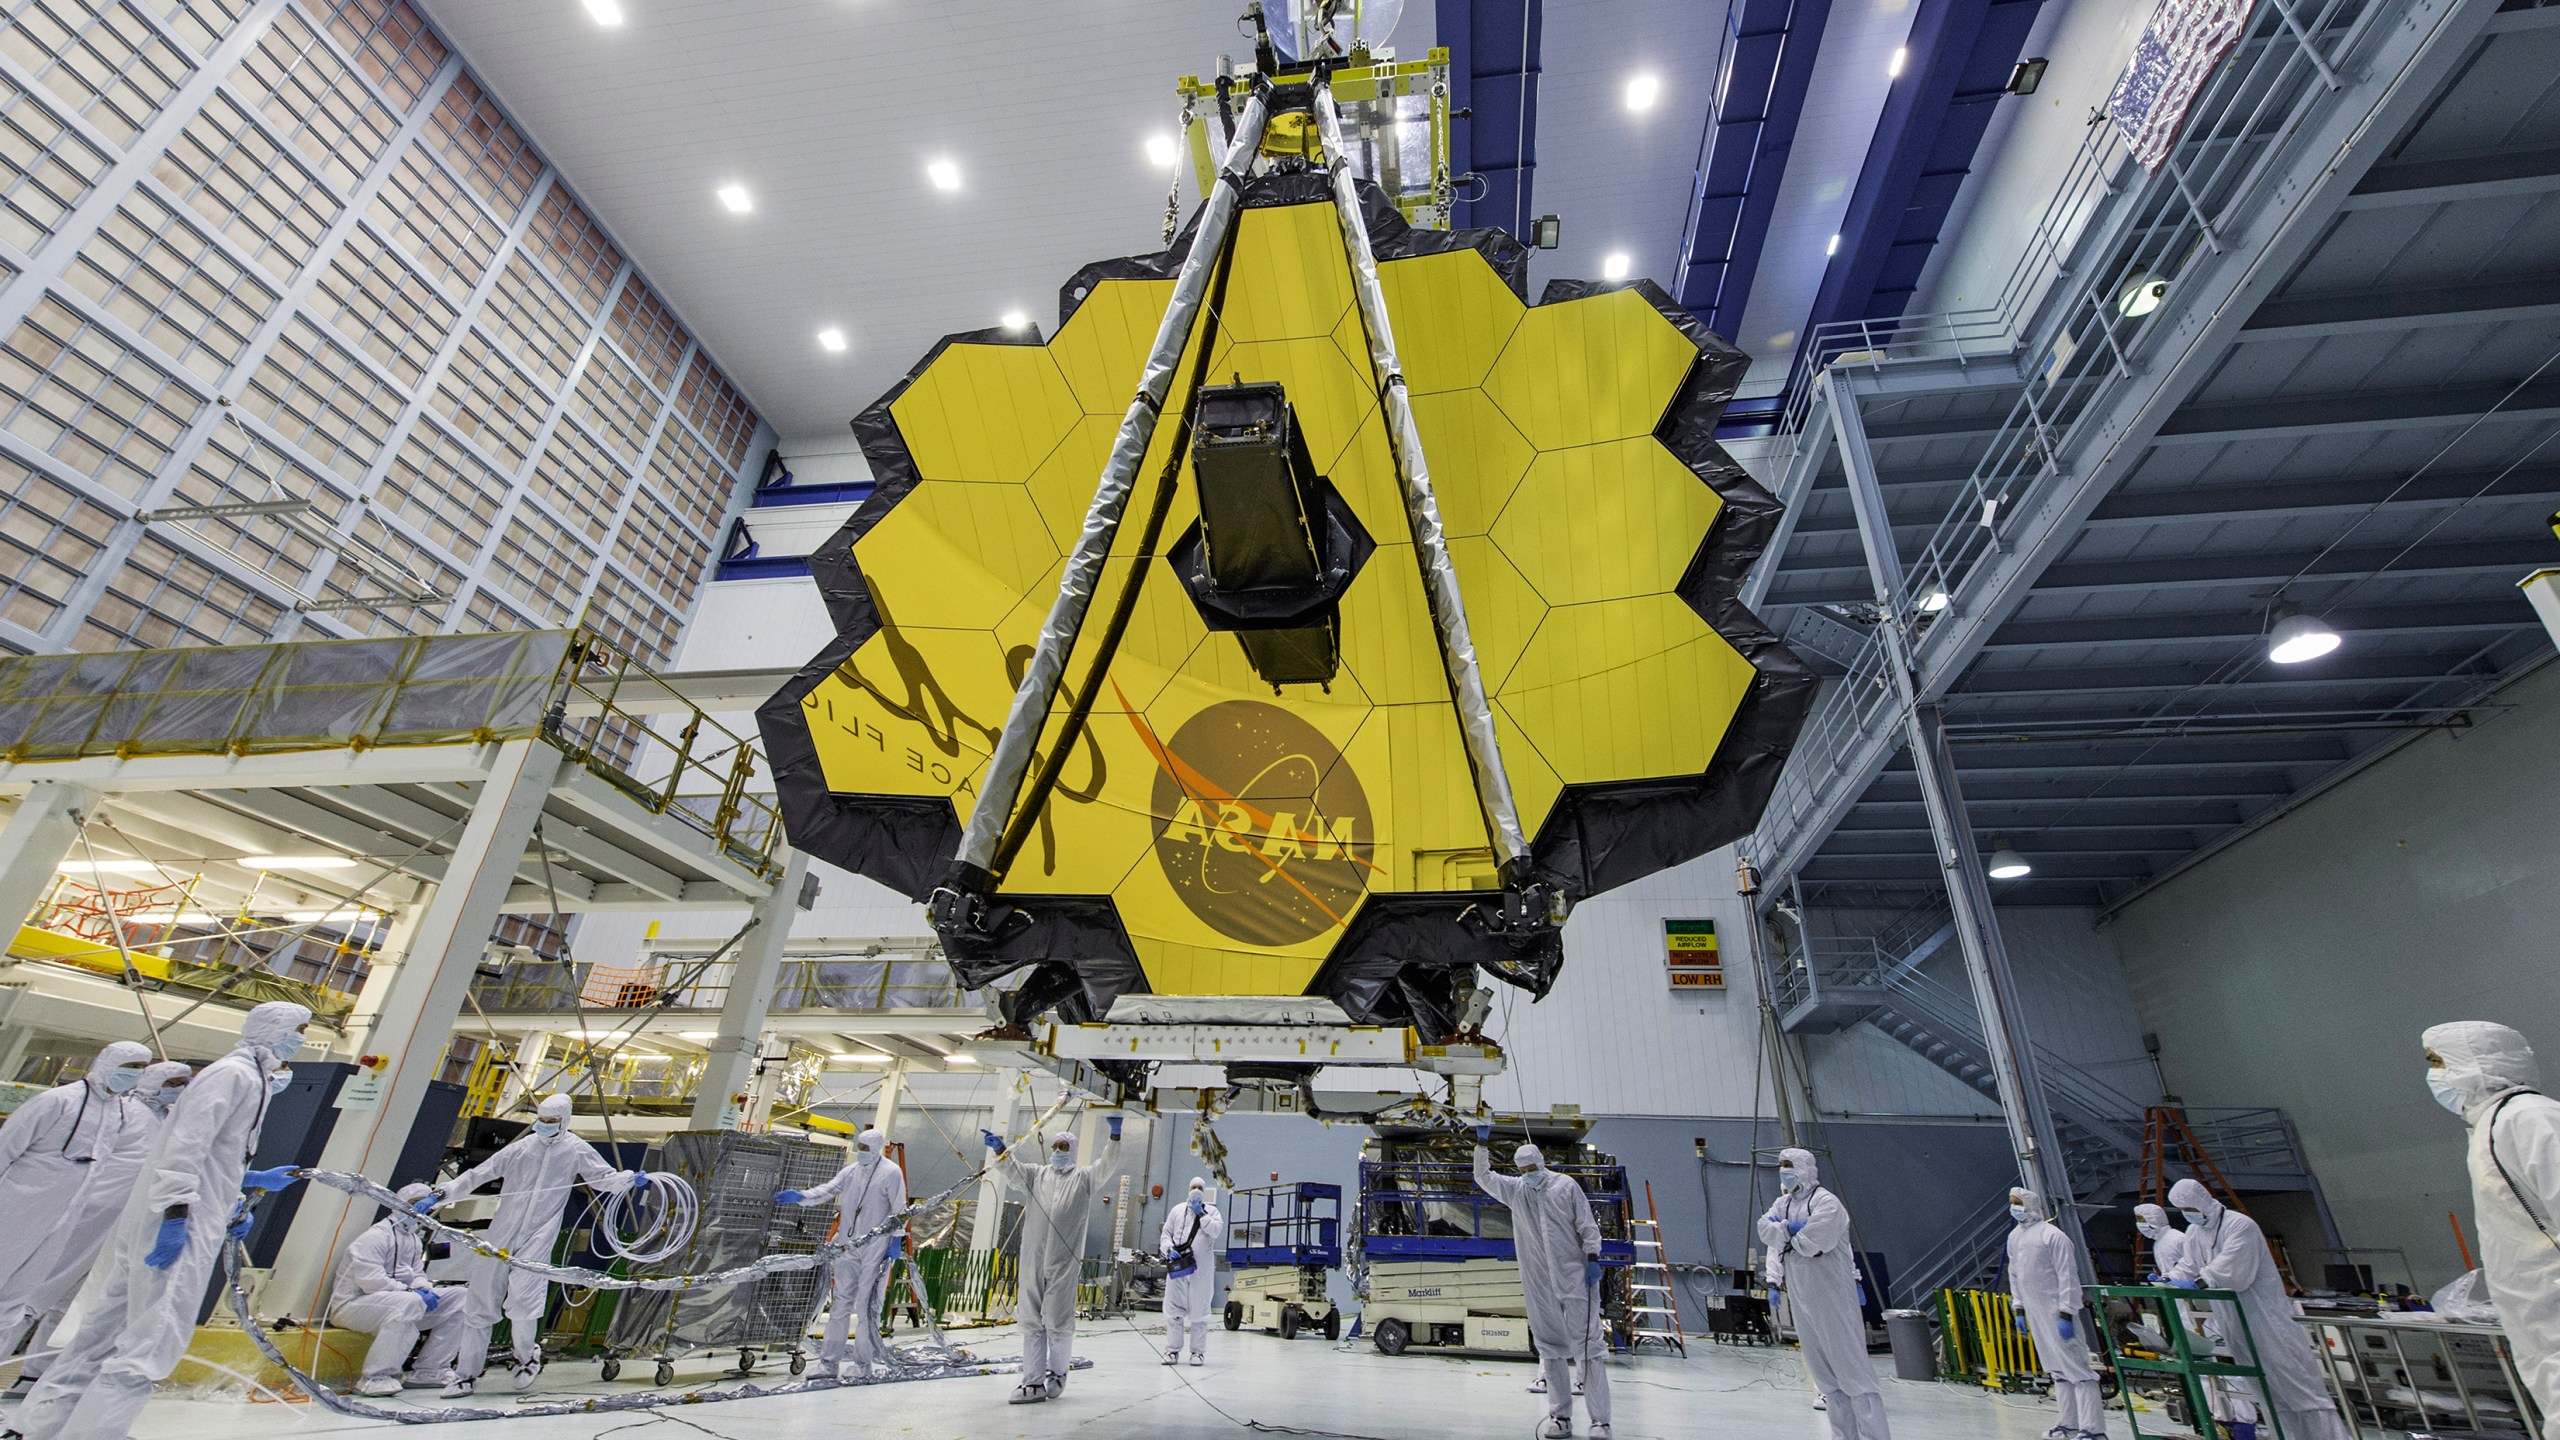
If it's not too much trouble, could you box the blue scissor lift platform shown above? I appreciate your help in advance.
[1224,1182,1344,1340]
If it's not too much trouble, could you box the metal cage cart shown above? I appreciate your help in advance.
[1355,1124,1637,1358]
[600,1131,846,1385]
[2301,1312,2543,1436]
[1222,1182,1343,1340]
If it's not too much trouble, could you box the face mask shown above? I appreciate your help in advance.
[2428,1069,2472,1116]
[534,1118,564,1138]
[857,1147,880,1165]
[1779,1168,1803,1191]
[2009,1203,2030,1221]
[2136,1221,2163,1239]
[2179,1208,2206,1226]
[103,1067,144,1095]
[1051,1147,1073,1170]
[269,1067,294,1097]
[147,1084,185,1114]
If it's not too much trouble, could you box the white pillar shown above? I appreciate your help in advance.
[328,899,428,1061]
[263,739,561,1320]
[685,848,807,1130]
[0,782,95,934]
[870,1057,907,1137]
[500,1030,555,1110]
[969,1070,1024,1255]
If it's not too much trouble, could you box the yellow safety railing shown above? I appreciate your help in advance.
[1940,1287,2043,1390]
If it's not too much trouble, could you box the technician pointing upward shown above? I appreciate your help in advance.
[1473,1125,1612,1440]
[1758,1148,1891,1440]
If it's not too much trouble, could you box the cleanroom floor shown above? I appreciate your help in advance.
[104,1322,2133,1440]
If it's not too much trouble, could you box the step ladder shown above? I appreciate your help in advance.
[1626,1182,1687,1357]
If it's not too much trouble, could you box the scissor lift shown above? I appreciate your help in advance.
[1223,1182,1344,1340]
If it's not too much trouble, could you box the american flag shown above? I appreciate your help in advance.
[2107,0,2260,171]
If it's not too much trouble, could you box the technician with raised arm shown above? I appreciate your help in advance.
[981,1120,1116,1404]
[2425,1021,2560,1435]
[1158,1177,1223,1367]
[776,1126,905,1381]
[2164,1176,2350,1440]
[1473,1125,1612,1440]
[1758,1147,1891,1440]
[2007,1187,2101,1440]
[429,1092,646,1396]
[12,1002,311,1440]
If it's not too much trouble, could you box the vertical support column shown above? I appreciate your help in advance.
[263,740,561,1321]
[970,1071,1024,1255]
[0,782,97,934]
[1826,374,2080,1242]
[329,899,429,1060]
[500,1030,556,1110]
[686,848,809,1129]
[870,1057,907,1137]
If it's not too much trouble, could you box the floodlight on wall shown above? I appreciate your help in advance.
[582,0,623,26]
[1145,134,1179,168]
[2267,605,2341,664]
[2007,57,2049,95]
[2117,272,2168,317]
[1915,583,1950,614]
[816,327,848,353]
[1531,215,1562,249]
[1887,47,1907,79]
[1985,840,2032,880]
[1000,310,1030,332]
[1602,252,1630,281]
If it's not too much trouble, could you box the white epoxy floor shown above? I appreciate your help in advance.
[80,1322,2142,1440]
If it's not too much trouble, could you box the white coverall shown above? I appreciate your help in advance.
[1758,1148,1890,1440]
[328,1198,467,1388]
[2167,1177,2350,1440]
[1158,1182,1223,1361]
[1476,1143,1612,1433]
[789,1138,905,1376]
[2,1061,188,1373]
[1002,1133,1102,1396]
[2006,1188,2101,1436]
[14,1001,310,1440]
[2425,1020,2560,1437]
[436,1100,638,1381]
[2145,1205,2252,1429]
[0,1042,154,1354]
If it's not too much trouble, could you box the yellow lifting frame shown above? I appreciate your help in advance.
[1177,49,1452,228]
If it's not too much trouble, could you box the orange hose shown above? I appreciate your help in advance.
[2451,1211,2477,1271]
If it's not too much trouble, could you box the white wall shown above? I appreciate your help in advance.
[2109,659,2560,1290]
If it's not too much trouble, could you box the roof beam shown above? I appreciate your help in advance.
[1984,600,2533,650]
[2240,274,2560,340]
[2339,144,2560,210]
[2155,379,2560,444]
[2086,466,2560,527]
[2029,538,2553,594]
[1673,0,1834,337]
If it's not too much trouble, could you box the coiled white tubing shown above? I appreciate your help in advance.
[597,1171,698,1264]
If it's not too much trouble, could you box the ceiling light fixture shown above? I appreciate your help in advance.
[816,327,848,353]
[926,159,962,192]
[679,1031,719,1041]
[57,859,162,876]
[945,1054,978,1066]
[1625,74,1660,112]
[1915,584,1950,614]
[2117,272,2168,317]
[581,0,623,25]
[1000,310,1029,331]
[1985,840,2032,880]
[1601,252,1630,281]
[716,183,752,214]
[1825,233,1841,257]
[239,854,357,870]
[2267,606,2342,664]
[1145,134,1178,168]
[1888,46,1908,79]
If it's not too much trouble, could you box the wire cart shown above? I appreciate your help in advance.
[1355,1126,1637,1358]
[2095,1283,2291,1440]
[600,1131,846,1385]
[1222,1182,1343,1340]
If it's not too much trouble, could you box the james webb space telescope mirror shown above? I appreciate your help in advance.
[758,61,1814,1065]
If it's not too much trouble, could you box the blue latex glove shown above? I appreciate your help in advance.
[775,1188,806,1206]
[886,1235,904,1260]
[145,1215,188,1268]
[241,1165,299,1192]
[629,1170,651,1192]
[412,1194,442,1216]
[1106,1115,1123,1142]
[2172,1277,2201,1290]
[2056,1315,2076,1342]
[2014,1310,2030,1335]
[1585,1260,1603,1288]
[417,1287,440,1313]
[981,1129,1006,1154]
[227,1201,255,1240]
[1190,1197,1205,1215]
[2145,1273,2168,1287]
[1786,1219,1805,1236]
[1473,1123,1493,1144]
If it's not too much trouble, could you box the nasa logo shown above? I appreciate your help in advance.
[1145,700,1375,946]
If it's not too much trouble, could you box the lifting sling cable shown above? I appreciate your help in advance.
[950,86,1275,880]
[1310,74,1529,871]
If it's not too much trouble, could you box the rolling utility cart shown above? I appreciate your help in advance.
[600,1131,844,1385]
[1355,1122,1636,1358]
[2095,1283,2289,1440]
[1223,1182,1343,1340]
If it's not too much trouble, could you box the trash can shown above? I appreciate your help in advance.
[1884,1308,1937,1381]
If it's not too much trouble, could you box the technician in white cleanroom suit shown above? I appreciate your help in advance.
[776,1126,905,1381]
[2424,1020,2560,1435]
[12,1002,312,1440]
[2006,1187,2102,1440]
[980,1125,1114,1403]
[430,1092,646,1396]
[0,1042,154,1355]
[0,1061,190,1377]
[1157,1177,1224,1367]
[328,1183,467,1396]
[1758,1148,1891,1440]
[1474,1128,1613,1440]
[2133,1202,2183,1277]
[2139,1200,2254,1436]
[2164,1176,2350,1440]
